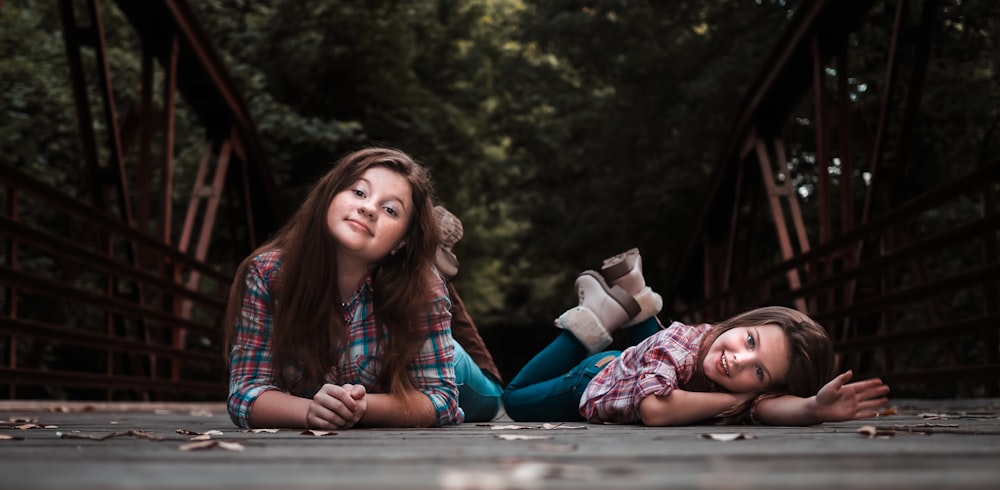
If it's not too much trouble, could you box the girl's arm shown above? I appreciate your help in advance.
[249,384,364,429]
[361,391,436,427]
[638,389,754,426]
[248,384,437,429]
[754,370,890,426]
[399,281,463,426]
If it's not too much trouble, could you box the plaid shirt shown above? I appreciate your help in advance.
[227,249,462,428]
[580,321,713,423]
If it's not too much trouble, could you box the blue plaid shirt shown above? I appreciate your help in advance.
[227,249,462,428]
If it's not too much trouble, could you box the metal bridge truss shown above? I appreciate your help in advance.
[1,0,283,400]
[668,0,998,397]
[1,0,996,400]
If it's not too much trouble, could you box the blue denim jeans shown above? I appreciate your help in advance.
[453,340,503,422]
[501,317,660,421]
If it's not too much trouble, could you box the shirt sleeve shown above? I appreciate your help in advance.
[406,276,463,426]
[226,258,280,428]
[581,325,701,424]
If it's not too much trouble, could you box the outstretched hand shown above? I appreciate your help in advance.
[813,370,890,422]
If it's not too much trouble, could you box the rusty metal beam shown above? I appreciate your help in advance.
[670,0,878,302]
[112,0,285,245]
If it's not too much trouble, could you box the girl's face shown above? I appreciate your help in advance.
[701,323,790,393]
[326,166,413,266]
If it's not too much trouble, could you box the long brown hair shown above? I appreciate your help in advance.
[223,147,439,398]
[683,306,836,424]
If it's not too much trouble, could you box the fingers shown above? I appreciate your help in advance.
[349,384,367,399]
[850,378,890,419]
[306,407,350,430]
[826,370,854,392]
[309,384,362,429]
[848,378,890,398]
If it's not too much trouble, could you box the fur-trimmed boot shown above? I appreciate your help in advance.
[555,271,640,354]
[433,206,463,279]
[600,248,662,326]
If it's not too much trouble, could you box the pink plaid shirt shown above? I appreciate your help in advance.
[580,321,713,423]
[227,249,462,428]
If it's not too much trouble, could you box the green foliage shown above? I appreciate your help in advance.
[182,0,800,325]
[6,0,995,337]
[1,1,80,189]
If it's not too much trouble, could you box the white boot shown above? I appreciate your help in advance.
[600,248,662,326]
[555,271,640,354]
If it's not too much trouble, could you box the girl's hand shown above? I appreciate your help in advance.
[813,370,890,422]
[307,383,368,429]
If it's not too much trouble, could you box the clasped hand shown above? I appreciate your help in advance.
[813,370,890,422]
[306,383,367,429]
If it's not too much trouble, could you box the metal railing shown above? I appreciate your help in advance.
[1,162,228,400]
[667,0,999,397]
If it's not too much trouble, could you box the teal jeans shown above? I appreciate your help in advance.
[453,340,503,422]
[501,317,660,421]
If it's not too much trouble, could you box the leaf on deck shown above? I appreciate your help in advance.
[15,423,57,430]
[179,439,245,451]
[175,429,223,436]
[57,430,163,441]
[857,425,895,438]
[300,429,338,436]
[483,423,586,430]
[700,433,757,442]
[495,434,551,440]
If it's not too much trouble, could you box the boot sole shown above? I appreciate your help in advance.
[600,248,640,282]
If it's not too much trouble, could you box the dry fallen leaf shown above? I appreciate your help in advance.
[175,429,223,436]
[700,433,757,442]
[878,407,897,416]
[15,423,57,430]
[0,434,25,441]
[57,430,163,441]
[216,441,245,451]
[487,424,533,430]
[179,439,245,452]
[541,423,586,430]
[300,429,338,436]
[919,412,950,420]
[495,434,551,441]
[179,440,216,451]
[250,428,280,433]
[484,423,586,430]
[857,425,895,438]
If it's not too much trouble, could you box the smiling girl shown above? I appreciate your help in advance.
[224,147,462,429]
[502,249,890,426]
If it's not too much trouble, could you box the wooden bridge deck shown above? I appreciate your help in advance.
[1,398,998,489]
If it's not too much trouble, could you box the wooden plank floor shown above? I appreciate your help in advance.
[1,398,998,489]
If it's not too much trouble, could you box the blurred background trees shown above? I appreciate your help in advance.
[180,0,798,326]
[3,0,996,379]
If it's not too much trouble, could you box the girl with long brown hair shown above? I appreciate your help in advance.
[502,248,890,426]
[224,147,461,429]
